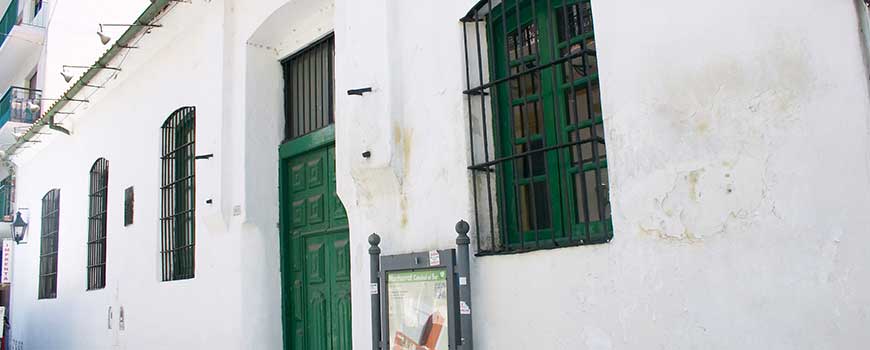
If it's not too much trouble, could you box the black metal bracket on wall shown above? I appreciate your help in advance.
[368,220,475,350]
[347,87,373,96]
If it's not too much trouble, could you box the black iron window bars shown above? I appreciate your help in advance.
[462,0,611,255]
[282,34,335,141]
[0,177,13,220]
[160,107,196,281]
[38,189,60,299]
[87,158,109,290]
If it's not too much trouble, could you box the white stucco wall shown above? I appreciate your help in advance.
[8,2,247,349]
[10,0,336,349]
[40,0,150,105]
[233,0,336,348]
[6,0,870,349]
[333,0,870,350]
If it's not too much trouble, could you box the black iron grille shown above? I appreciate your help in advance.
[38,189,60,299]
[87,158,108,290]
[160,107,195,281]
[282,34,335,141]
[462,0,611,255]
[0,176,13,220]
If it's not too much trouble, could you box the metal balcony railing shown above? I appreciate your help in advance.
[24,0,46,28]
[0,0,47,48]
[0,0,18,49]
[0,86,42,126]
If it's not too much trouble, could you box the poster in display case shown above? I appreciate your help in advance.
[386,268,450,350]
[368,222,474,350]
[378,249,459,350]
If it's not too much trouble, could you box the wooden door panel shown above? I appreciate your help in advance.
[306,289,329,350]
[331,289,352,350]
[333,238,350,282]
[284,142,351,350]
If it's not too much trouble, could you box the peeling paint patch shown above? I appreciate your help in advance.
[639,157,768,242]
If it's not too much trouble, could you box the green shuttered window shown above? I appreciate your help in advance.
[39,189,60,299]
[463,0,611,254]
[160,107,195,281]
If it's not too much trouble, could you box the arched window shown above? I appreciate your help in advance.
[160,107,195,281]
[463,0,611,254]
[38,188,60,299]
[87,158,108,290]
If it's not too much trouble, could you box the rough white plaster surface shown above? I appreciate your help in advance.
[336,0,870,350]
[9,2,242,349]
[6,0,870,349]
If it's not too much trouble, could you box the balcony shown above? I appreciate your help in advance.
[0,0,46,90]
[0,87,40,149]
[0,87,38,195]
[0,86,40,125]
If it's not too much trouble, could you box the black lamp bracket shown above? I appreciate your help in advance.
[347,87,373,96]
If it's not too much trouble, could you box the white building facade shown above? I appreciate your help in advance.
[2,0,870,349]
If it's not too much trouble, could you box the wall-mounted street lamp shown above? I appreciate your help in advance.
[60,70,74,83]
[97,23,162,45]
[98,31,112,45]
[11,211,28,245]
[60,65,122,83]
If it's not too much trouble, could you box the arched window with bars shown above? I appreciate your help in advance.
[160,107,196,281]
[38,188,60,299]
[87,158,108,290]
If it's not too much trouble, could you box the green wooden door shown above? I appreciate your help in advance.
[280,127,351,350]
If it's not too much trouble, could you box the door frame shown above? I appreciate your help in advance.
[278,125,337,350]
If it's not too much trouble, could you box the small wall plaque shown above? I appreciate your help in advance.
[119,306,125,331]
[124,187,134,226]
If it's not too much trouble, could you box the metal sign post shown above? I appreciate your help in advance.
[368,220,475,350]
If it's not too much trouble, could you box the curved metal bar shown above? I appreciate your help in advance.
[461,0,503,21]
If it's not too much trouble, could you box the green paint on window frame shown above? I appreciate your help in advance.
[484,0,612,250]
